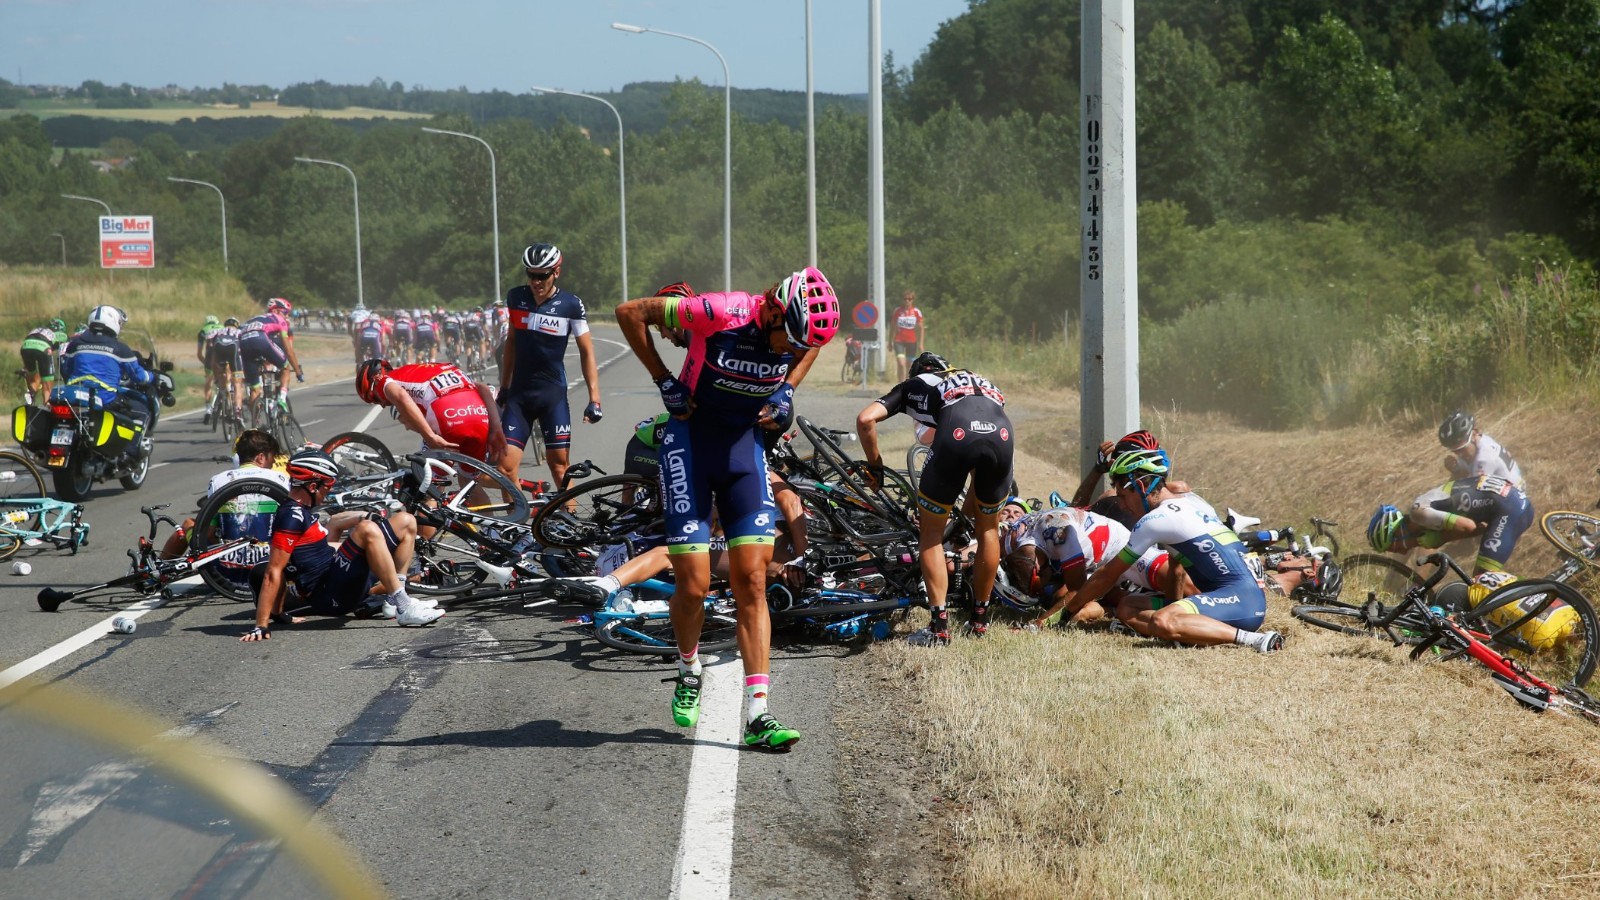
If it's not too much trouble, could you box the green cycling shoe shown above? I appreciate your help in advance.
[664,673,702,728]
[743,713,801,751]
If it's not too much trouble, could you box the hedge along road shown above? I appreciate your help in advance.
[0,323,867,900]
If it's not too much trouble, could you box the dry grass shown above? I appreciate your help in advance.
[814,335,1600,897]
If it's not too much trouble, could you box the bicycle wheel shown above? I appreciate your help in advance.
[1466,580,1599,688]
[1291,604,1432,646]
[1541,512,1600,569]
[905,443,931,493]
[530,474,661,550]
[592,595,739,656]
[322,431,397,478]
[412,450,530,525]
[0,450,47,533]
[190,477,290,601]
[527,427,546,467]
[1337,554,1430,610]
[276,405,306,451]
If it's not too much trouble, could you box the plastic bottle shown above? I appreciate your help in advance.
[605,589,635,614]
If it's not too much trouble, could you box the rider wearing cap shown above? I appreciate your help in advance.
[615,266,840,751]
[240,448,440,642]
[497,242,603,489]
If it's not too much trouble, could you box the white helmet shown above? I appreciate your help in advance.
[87,305,125,336]
[522,243,562,271]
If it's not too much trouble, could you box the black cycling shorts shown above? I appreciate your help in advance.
[20,347,53,378]
[917,402,1014,517]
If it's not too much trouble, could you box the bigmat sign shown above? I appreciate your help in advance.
[99,215,154,268]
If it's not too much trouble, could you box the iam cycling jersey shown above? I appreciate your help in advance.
[1408,475,1534,570]
[1118,492,1267,631]
[505,285,589,392]
[663,292,795,425]
[386,362,491,459]
[266,499,397,614]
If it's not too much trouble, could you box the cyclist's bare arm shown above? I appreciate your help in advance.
[282,333,303,376]
[855,400,892,470]
[574,330,602,408]
[615,297,673,383]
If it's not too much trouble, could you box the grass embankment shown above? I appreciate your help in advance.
[807,324,1600,896]
[4,99,429,122]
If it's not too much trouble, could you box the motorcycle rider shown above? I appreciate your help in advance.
[58,305,163,454]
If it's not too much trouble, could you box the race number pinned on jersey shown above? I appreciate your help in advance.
[428,368,466,395]
[1475,474,1513,496]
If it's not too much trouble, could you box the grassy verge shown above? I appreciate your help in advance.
[847,382,1600,898]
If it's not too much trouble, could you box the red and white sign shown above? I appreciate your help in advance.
[99,215,155,269]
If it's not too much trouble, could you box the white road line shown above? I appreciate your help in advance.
[353,404,384,433]
[671,654,744,900]
[301,418,326,428]
[0,594,170,691]
[149,462,170,470]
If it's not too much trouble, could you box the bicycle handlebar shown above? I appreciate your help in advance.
[138,504,177,540]
[1417,552,1473,592]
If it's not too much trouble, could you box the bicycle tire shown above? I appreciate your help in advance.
[412,449,530,526]
[1337,553,1431,610]
[276,405,306,451]
[0,533,19,560]
[1540,511,1600,570]
[905,443,931,493]
[1466,579,1599,688]
[527,427,546,467]
[322,431,397,479]
[797,417,908,528]
[768,593,913,621]
[0,450,48,533]
[592,599,739,657]
[1290,603,1432,646]
[529,474,661,550]
[190,476,291,601]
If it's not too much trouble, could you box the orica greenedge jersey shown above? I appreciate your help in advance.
[1117,492,1261,594]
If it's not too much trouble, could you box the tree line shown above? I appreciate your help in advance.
[1,0,1595,427]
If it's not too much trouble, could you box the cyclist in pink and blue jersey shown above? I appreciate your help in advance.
[614,267,841,751]
[238,297,303,410]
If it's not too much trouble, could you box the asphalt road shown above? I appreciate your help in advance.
[0,325,881,900]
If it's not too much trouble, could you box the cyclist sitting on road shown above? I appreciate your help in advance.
[857,351,1013,644]
[238,297,304,413]
[1367,473,1535,576]
[614,266,840,751]
[159,428,288,561]
[240,448,441,641]
[497,243,604,491]
[1438,409,1525,489]
[356,358,507,465]
[1072,449,1284,653]
[19,316,68,406]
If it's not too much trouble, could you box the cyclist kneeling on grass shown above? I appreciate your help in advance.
[1003,506,1132,629]
[1070,449,1283,653]
[239,449,441,642]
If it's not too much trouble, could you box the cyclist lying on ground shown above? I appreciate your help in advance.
[240,448,442,641]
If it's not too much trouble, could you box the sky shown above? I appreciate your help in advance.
[3,0,973,96]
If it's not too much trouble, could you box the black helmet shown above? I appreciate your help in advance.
[1438,409,1475,449]
[908,351,949,379]
[521,243,562,271]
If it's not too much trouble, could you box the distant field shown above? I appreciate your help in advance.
[4,99,429,122]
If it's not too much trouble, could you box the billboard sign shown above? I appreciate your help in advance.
[99,216,154,268]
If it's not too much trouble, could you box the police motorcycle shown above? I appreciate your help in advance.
[12,325,176,501]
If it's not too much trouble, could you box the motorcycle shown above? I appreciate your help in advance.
[10,336,176,501]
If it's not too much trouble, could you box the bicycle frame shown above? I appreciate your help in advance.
[37,504,250,610]
[0,496,89,552]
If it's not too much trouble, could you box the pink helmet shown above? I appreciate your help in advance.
[775,266,840,350]
[266,297,292,314]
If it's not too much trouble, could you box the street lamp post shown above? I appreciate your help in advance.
[61,194,112,279]
[293,157,364,310]
[166,177,229,271]
[49,233,65,267]
[805,0,818,267]
[421,127,502,303]
[613,22,732,291]
[531,86,629,304]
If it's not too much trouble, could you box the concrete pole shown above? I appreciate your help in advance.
[868,0,887,374]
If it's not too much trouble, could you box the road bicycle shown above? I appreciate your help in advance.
[37,505,249,611]
[1293,551,1600,690]
[0,449,89,559]
[204,376,245,444]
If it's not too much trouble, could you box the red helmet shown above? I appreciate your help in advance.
[654,281,695,299]
[356,358,393,405]
[1114,430,1159,453]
